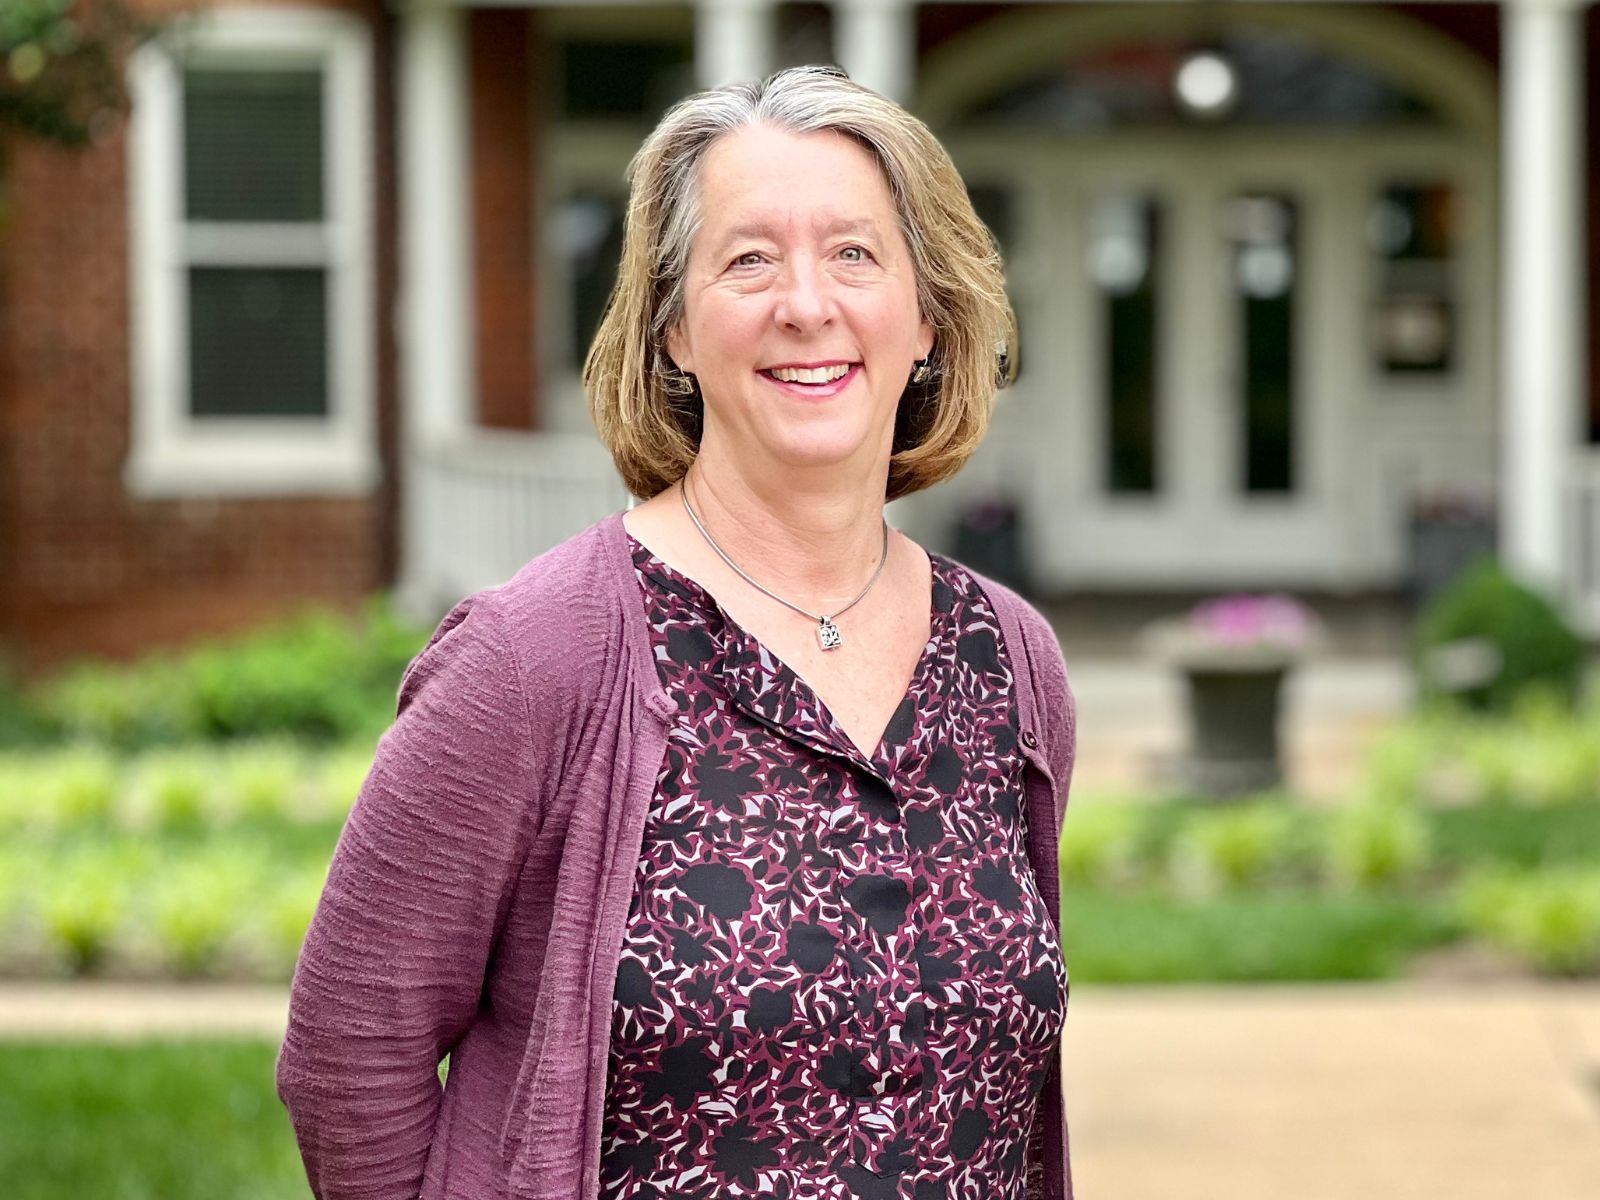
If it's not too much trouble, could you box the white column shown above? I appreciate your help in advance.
[395,0,475,614]
[695,0,774,90]
[1500,0,1589,601]
[834,0,916,104]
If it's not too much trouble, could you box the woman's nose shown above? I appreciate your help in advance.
[773,257,832,332]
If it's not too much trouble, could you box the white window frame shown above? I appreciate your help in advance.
[125,6,378,497]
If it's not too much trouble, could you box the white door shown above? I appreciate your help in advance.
[1018,146,1356,589]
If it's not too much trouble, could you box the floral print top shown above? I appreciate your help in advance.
[600,532,1068,1200]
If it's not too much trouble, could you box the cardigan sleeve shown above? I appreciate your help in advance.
[1025,606,1078,804]
[1021,603,1078,1200]
[276,590,539,1200]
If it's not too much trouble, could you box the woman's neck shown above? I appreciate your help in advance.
[678,448,893,610]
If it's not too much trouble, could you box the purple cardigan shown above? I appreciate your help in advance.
[276,509,1079,1200]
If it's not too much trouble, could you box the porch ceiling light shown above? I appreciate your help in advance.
[1174,50,1237,119]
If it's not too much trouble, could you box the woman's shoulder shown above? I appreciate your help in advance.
[404,512,637,711]
[491,511,631,632]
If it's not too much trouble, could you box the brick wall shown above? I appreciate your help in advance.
[0,0,400,676]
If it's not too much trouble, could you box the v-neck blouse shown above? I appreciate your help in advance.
[600,532,1068,1200]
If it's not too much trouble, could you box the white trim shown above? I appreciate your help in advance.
[124,6,379,498]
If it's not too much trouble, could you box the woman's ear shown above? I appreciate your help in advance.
[666,324,694,375]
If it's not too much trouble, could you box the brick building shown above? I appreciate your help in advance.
[1,0,1596,672]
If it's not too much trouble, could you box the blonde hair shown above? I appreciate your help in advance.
[584,64,1018,503]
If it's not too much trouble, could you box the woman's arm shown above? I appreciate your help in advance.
[275,591,540,1200]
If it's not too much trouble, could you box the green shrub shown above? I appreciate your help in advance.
[1359,720,1441,804]
[0,648,53,747]
[146,847,269,978]
[1456,865,1600,975]
[310,743,376,822]
[1167,800,1301,896]
[21,593,429,750]
[122,749,213,834]
[252,864,329,979]
[220,739,305,824]
[1322,796,1433,890]
[1414,559,1587,717]
[1059,798,1147,888]
[0,747,121,836]
[38,844,148,974]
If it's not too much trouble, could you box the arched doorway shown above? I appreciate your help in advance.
[909,6,1498,593]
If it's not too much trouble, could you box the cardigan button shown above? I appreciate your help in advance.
[1020,730,1039,749]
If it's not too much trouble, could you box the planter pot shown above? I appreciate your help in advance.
[1177,664,1288,799]
[1137,601,1324,801]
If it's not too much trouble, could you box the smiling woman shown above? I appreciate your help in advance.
[276,64,1078,1200]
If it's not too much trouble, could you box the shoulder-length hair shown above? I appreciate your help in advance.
[584,64,1018,503]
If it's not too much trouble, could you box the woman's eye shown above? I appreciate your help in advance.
[840,245,869,262]
[733,251,763,267]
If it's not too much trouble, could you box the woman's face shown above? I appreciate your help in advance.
[666,123,934,482]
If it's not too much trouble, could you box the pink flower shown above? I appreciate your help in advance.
[1189,592,1316,649]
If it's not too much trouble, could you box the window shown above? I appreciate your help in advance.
[125,8,377,496]
[539,17,694,432]
[1088,191,1163,494]
[1366,179,1460,377]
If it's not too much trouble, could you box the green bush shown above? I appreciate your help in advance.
[145,847,271,978]
[122,749,213,834]
[1166,799,1303,897]
[1414,559,1588,717]
[252,864,330,977]
[219,739,306,824]
[37,844,149,974]
[23,593,429,749]
[1322,795,1433,890]
[1059,798,1148,888]
[1456,865,1600,975]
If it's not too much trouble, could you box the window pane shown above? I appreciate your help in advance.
[184,67,324,222]
[1222,193,1297,493]
[560,42,693,120]
[1367,180,1458,375]
[189,267,328,417]
[555,191,626,367]
[1091,192,1161,493]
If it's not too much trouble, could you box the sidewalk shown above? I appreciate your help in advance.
[4,978,1598,1198]
[1063,979,1600,1200]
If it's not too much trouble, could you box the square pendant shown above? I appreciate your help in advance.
[817,617,842,650]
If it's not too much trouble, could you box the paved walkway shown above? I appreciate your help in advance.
[5,978,1598,1198]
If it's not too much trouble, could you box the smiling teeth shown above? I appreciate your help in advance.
[769,364,851,384]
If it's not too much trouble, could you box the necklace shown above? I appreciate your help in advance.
[679,477,889,651]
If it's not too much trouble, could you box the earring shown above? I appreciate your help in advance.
[660,359,698,398]
[910,357,931,384]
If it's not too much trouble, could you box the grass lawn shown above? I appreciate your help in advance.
[0,1039,309,1200]
[1061,887,1463,983]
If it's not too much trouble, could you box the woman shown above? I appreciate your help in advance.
[277,64,1078,1200]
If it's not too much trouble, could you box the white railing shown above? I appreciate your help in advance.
[1567,452,1600,637]
[405,429,632,614]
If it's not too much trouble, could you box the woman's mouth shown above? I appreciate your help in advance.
[757,362,861,399]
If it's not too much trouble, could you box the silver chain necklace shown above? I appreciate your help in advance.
[680,477,889,651]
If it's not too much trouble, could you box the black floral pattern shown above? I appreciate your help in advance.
[599,534,1067,1200]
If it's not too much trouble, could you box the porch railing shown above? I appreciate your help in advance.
[406,429,632,615]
